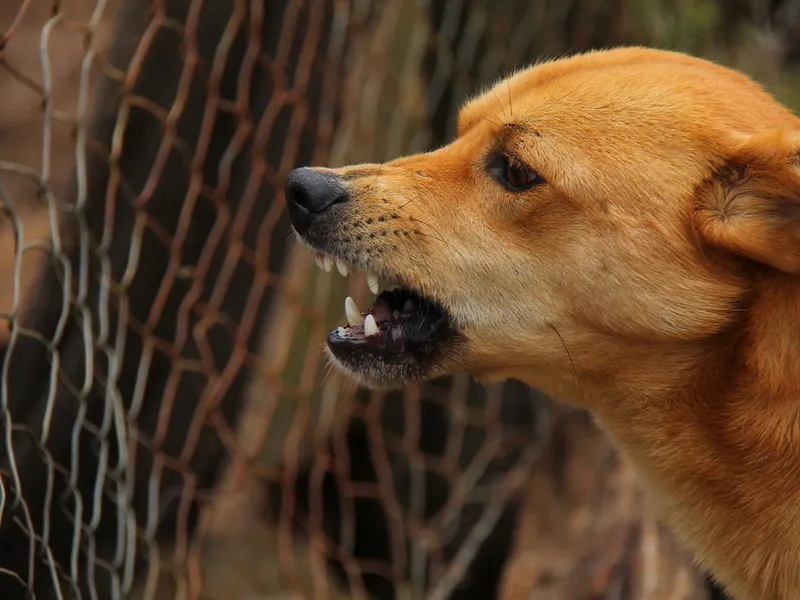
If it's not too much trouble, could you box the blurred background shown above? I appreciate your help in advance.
[0,1,797,599]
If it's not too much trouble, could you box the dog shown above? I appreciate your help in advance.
[284,47,800,599]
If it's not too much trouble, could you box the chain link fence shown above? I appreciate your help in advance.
[0,1,798,599]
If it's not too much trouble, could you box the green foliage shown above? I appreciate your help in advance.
[629,0,800,114]
[630,0,723,57]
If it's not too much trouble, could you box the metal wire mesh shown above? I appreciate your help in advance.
[0,1,798,599]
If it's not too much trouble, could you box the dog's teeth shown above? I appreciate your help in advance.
[314,254,325,270]
[345,296,364,326]
[336,327,346,336]
[402,299,416,313]
[366,272,380,295]
[364,314,379,337]
[336,259,349,277]
[322,255,333,272]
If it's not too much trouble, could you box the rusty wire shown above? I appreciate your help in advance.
[0,0,796,599]
[0,1,547,598]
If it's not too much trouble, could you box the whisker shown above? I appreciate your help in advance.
[319,345,340,385]
[321,360,338,385]
[404,193,475,274]
[408,217,447,244]
[549,323,585,406]
[373,162,384,187]
[398,197,416,210]
[412,230,448,246]
[491,88,507,121]
[482,115,504,129]
[417,300,433,334]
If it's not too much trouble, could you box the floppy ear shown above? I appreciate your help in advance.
[695,130,800,274]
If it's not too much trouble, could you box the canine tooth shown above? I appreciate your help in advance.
[314,254,325,270]
[366,272,380,295]
[364,314,379,337]
[336,327,346,336]
[336,259,349,277]
[402,299,416,313]
[345,296,364,326]
[322,255,333,272]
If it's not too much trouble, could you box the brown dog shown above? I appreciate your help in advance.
[284,47,800,599]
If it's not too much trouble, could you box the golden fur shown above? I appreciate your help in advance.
[298,47,800,599]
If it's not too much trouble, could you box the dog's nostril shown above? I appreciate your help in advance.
[285,167,349,214]
[285,167,350,236]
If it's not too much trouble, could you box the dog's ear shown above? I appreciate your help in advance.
[695,130,800,274]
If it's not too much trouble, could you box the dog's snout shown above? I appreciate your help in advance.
[285,167,349,234]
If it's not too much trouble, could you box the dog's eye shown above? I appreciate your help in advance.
[490,154,543,192]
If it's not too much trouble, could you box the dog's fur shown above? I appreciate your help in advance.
[298,48,800,599]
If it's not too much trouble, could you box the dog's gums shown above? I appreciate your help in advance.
[285,47,800,599]
[310,251,456,386]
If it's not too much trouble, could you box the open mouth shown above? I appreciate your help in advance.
[311,251,456,385]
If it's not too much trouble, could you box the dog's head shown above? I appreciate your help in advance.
[285,47,800,399]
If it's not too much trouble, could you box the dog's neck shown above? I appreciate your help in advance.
[527,274,800,599]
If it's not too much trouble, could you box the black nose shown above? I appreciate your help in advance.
[285,167,349,235]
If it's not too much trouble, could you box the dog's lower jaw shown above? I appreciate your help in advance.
[323,345,429,390]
